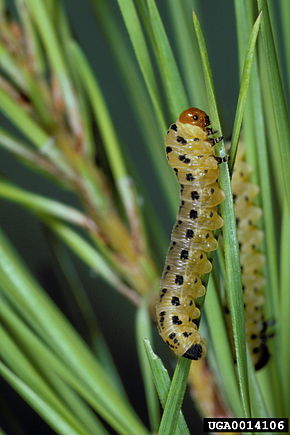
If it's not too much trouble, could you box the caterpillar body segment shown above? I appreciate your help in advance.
[156,108,225,360]
[232,146,271,370]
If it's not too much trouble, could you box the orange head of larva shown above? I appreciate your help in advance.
[179,107,210,130]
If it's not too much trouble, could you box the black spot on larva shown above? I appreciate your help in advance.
[177,136,187,144]
[261,321,268,333]
[171,296,180,306]
[180,249,188,260]
[166,265,170,270]
[186,173,194,181]
[174,168,178,174]
[179,154,185,161]
[209,211,214,217]
[186,229,194,238]
[172,315,182,325]
[233,193,237,202]
[204,169,208,173]
[169,332,176,339]
[205,233,209,238]
[191,191,200,200]
[168,342,175,348]
[173,338,178,343]
[236,217,240,225]
[248,219,252,225]
[175,275,184,285]
[171,123,177,131]
[244,195,249,201]
[160,311,165,316]
[253,347,260,354]
[184,158,190,164]
[251,334,258,340]
[160,288,167,299]
[200,254,204,259]
[190,209,198,219]
[211,188,215,194]
[166,146,172,153]
[183,343,203,360]
[252,244,256,249]
[189,300,193,306]
[180,184,184,191]
[170,241,176,250]
[183,332,190,337]
[193,137,200,142]
[240,172,244,177]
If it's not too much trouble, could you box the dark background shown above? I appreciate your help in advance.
[0,1,284,434]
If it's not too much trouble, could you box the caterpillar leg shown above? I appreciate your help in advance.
[209,136,224,146]
[213,155,229,164]
[206,128,218,136]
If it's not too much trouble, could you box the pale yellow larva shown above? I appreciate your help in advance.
[232,146,271,370]
[156,108,224,359]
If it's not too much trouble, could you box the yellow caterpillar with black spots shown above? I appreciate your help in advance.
[156,108,225,359]
[231,145,271,370]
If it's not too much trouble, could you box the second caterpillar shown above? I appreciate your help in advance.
[156,108,225,359]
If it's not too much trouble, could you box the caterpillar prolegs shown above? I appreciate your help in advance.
[156,108,224,359]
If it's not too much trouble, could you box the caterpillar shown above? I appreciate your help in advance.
[231,145,271,370]
[156,108,225,360]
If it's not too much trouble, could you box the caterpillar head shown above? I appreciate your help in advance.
[179,108,210,130]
